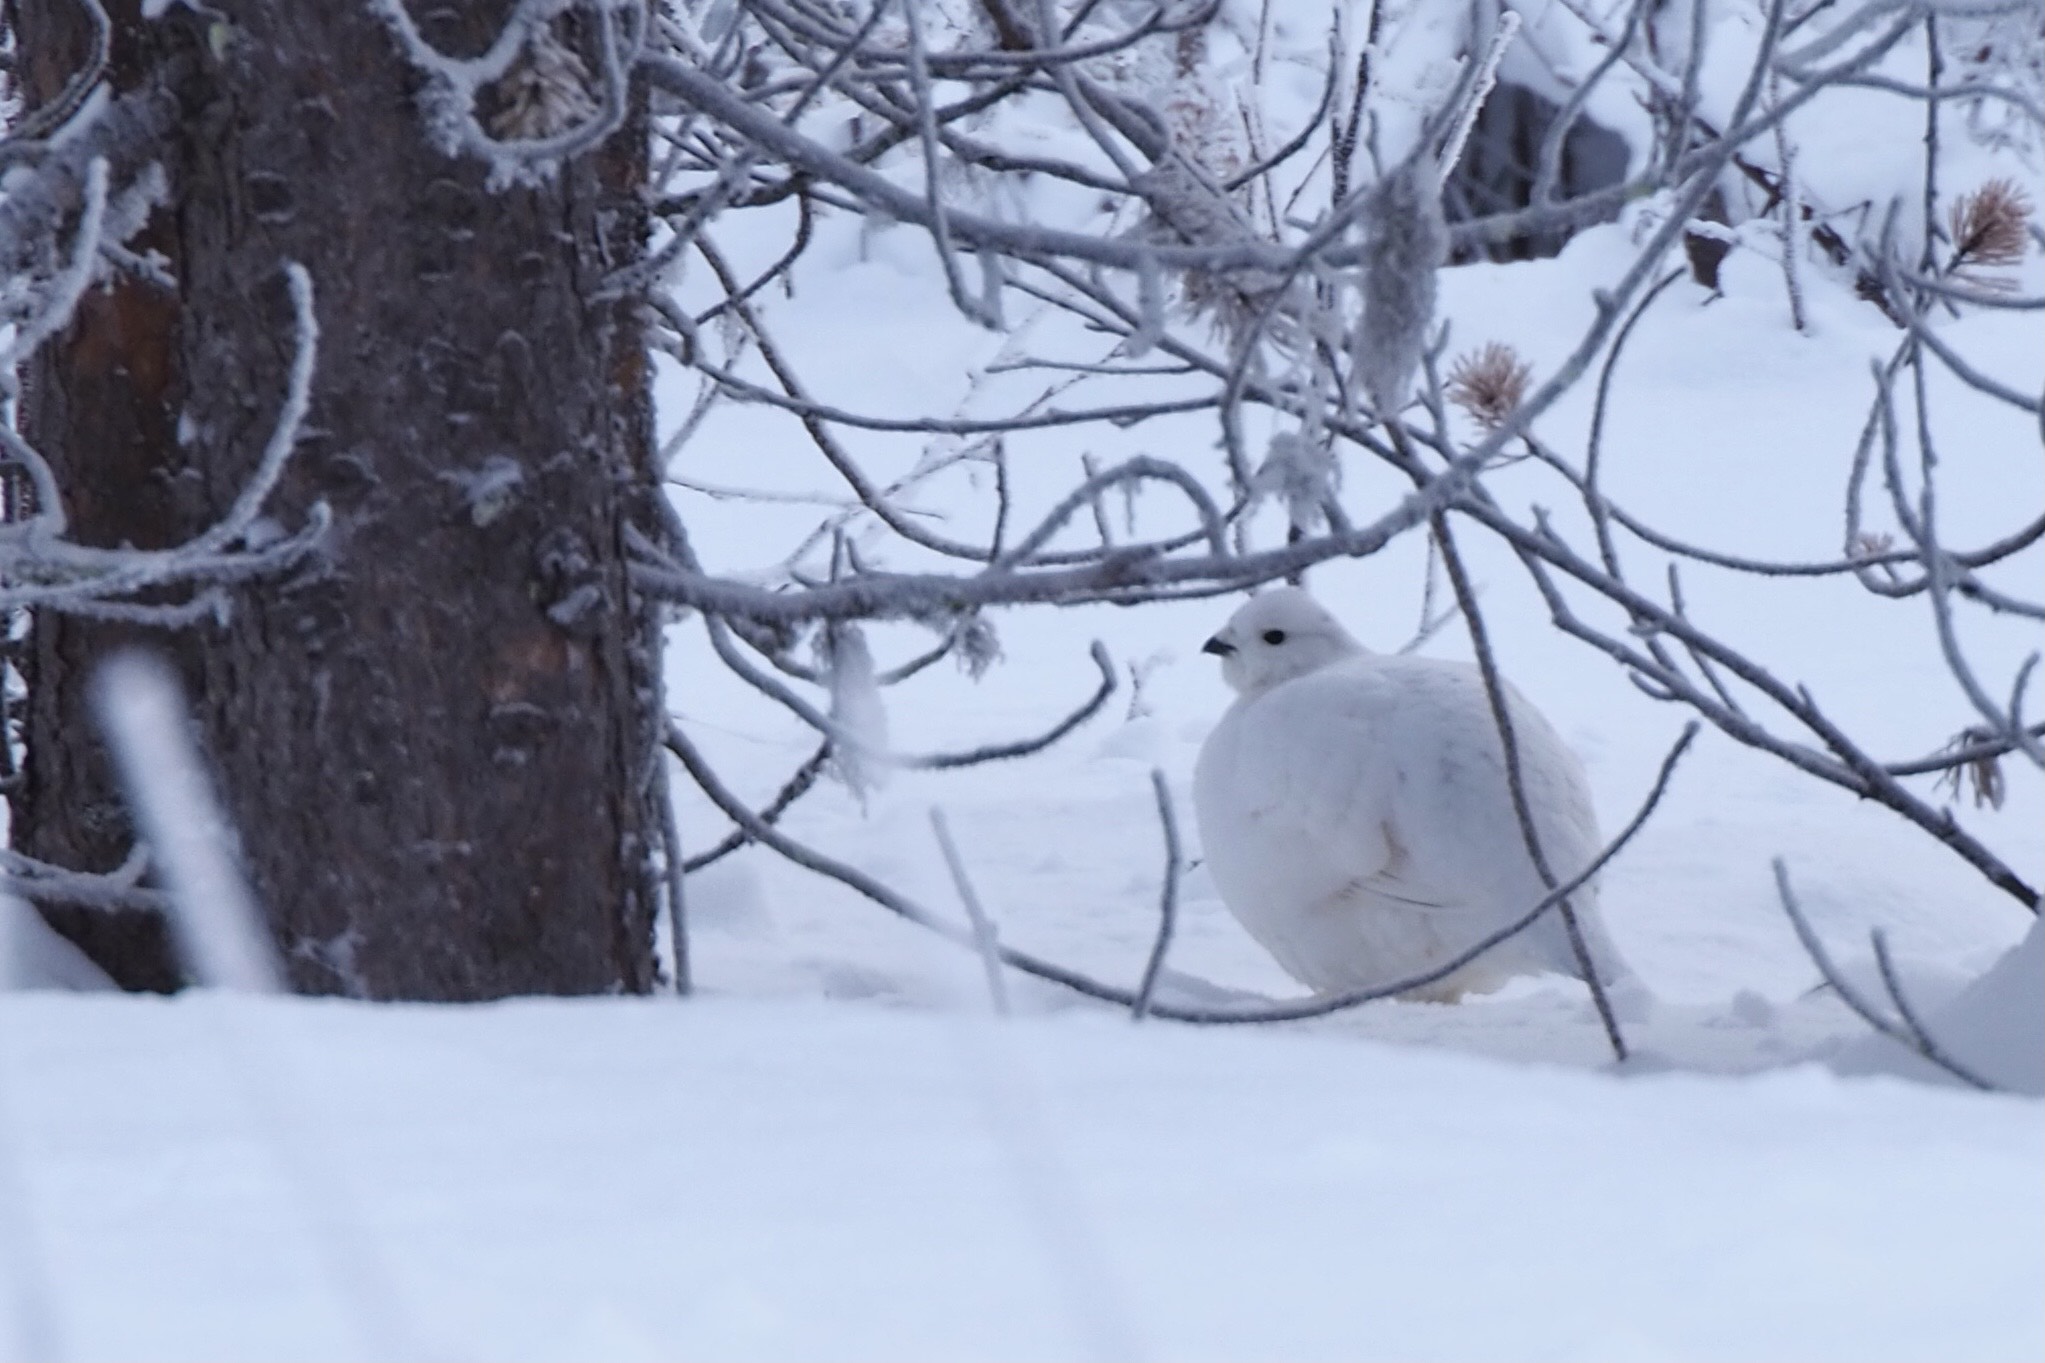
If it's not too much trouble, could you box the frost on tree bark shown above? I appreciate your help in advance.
[6,1,662,998]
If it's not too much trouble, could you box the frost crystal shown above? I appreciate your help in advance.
[1354,157,1447,416]
[819,622,890,795]
[953,613,1001,679]
[1251,431,1338,535]
[455,454,526,527]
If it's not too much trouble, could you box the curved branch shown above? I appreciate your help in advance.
[1773,859,1995,1091]
[916,641,1116,770]
[1130,769,1181,1022]
[678,741,831,874]
[0,0,110,161]
[633,467,1460,622]
[2,262,324,614]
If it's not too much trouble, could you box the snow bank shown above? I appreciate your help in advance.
[0,992,2036,1362]
[0,898,113,993]
[1834,921,2045,1096]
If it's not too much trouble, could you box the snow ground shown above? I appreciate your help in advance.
[1,993,2039,1362]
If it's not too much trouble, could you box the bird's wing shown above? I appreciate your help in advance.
[1227,669,1421,896]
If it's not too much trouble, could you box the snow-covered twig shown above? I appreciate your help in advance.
[1077,454,1116,548]
[1129,770,1181,1023]
[1425,502,1628,1061]
[1769,73,1810,332]
[0,845,168,917]
[901,0,1003,329]
[1771,859,1996,1091]
[1435,8,1521,183]
[1887,722,2045,779]
[645,51,1376,276]
[930,809,1011,1015]
[0,155,110,405]
[0,0,108,158]
[1531,0,1647,207]
[680,742,831,873]
[369,0,643,185]
[2,262,324,616]
[667,557,1124,765]
[654,747,692,996]
[1463,500,2040,911]
[1912,384,2045,761]
[635,471,1460,619]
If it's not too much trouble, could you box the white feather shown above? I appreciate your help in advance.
[1193,588,1629,1002]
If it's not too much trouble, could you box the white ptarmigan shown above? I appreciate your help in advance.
[1192,588,1630,1002]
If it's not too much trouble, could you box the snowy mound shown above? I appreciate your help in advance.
[1833,922,2045,1096]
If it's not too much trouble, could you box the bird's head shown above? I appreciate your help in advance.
[1202,588,1366,696]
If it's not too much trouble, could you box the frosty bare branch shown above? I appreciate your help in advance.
[680,742,831,874]
[2,262,325,616]
[0,62,172,283]
[1772,858,1996,1090]
[1427,503,1628,1061]
[0,0,108,158]
[0,846,166,916]
[653,744,692,996]
[369,0,645,185]
[929,807,1012,1014]
[1129,769,1181,1023]
[0,155,109,388]
[635,471,1460,621]
[1464,499,2041,912]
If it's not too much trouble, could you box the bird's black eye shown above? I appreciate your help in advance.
[1261,629,1287,645]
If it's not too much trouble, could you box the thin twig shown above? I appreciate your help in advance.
[680,743,831,873]
[1130,769,1181,1022]
[1772,858,1994,1090]
[656,747,692,996]
[1426,503,1628,1061]
[930,808,1011,1015]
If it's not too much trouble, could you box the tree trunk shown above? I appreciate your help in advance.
[6,1,662,999]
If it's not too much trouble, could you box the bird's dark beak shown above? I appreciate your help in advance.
[1202,635,1234,657]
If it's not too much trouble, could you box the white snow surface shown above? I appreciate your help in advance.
[0,992,2039,1362]
[1837,921,2045,1096]
[0,900,112,994]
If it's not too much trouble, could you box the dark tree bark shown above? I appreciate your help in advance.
[1444,80,1633,263]
[5,1,662,999]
